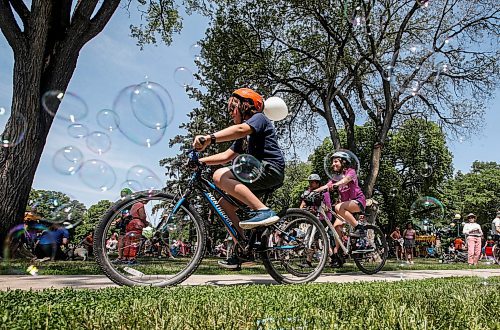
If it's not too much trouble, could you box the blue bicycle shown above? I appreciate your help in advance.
[94,149,328,286]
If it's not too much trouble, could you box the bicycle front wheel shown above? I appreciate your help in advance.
[94,192,206,287]
[261,208,328,284]
[352,224,388,275]
[493,244,500,265]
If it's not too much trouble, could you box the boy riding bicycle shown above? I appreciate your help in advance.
[192,88,285,269]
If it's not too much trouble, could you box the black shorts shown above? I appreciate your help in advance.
[354,200,365,214]
[229,161,284,196]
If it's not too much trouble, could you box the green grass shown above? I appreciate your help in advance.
[0,277,499,329]
[2,257,499,276]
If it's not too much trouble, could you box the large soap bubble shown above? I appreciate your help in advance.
[232,154,263,183]
[41,90,88,123]
[86,131,111,155]
[52,146,84,175]
[126,165,163,191]
[323,149,361,179]
[96,109,120,132]
[410,196,445,224]
[113,84,167,147]
[0,106,27,148]
[131,82,174,129]
[79,159,116,192]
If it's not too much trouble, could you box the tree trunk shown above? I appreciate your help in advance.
[323,102,341,149]
[0,0,119,255]
[364,143,382,199]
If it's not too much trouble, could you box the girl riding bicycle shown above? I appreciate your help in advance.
[314,151,366,266]
[193,88,285,269]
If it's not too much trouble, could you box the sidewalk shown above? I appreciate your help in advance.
[1,269,499,290]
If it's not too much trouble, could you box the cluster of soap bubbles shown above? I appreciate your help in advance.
[40,76,171,193]
[172,43,201,88]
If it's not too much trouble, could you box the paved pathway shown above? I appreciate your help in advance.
[1,269,499,290]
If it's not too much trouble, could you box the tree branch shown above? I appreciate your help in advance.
[0,0,26,53]
[81,0,120,43]
[10,0,30,29]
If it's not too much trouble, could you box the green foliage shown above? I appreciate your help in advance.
[307,119,453,232]
[441,162,500,227]
[268,161,311,215]
[129,0,183,49]
[0,277,499,329]
[74,200,113,243]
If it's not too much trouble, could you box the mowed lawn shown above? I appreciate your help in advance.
[0,277,498,329]
[1,257,499,276]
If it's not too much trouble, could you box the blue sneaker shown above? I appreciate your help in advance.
[240,209,280,229]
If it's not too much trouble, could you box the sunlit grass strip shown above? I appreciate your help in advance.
[0,277,498,329]
[2,258,499,276]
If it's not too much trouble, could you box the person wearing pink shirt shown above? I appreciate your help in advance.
[315,151,367,266]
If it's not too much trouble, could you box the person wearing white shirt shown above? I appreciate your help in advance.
[491,211,500,240]
[463,213,483,266]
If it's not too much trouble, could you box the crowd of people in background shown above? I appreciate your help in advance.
[387,210,500,266]
[15,184,500,268]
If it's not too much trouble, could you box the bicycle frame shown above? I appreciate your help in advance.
[316,204,351,255]
[162,166,249,249]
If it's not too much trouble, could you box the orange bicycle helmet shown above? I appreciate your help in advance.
[231,88,264,113]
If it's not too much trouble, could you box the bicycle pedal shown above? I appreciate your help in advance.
[352,249,375,254]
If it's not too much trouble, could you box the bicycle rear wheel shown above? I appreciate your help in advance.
[94,192,206,287]
[352,224,388,275]
[261,208,328,284]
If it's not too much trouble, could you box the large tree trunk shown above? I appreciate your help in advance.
[364,144,382,199]
[0,0,119,254]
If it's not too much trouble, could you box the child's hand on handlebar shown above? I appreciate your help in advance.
[193,135,211,151]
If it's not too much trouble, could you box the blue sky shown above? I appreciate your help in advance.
[0,6,499,207]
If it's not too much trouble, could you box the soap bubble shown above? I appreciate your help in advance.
[46,201,85,230]
[96,109,119,132]
[323,149,361,179]
[2,223,50,274]
[410,196,444,224]
[131,82,174,129]
[113,84,167,147]
[86,131,111,155]
[79,159,116,192]
[232,154,263,183]
[189,43,202,60]
[67,123,88,139]
[41,90,88,123]
[420,163,433,178]
[0,106,27,148]
[126,165,163,191]
[173,67,194,87]
[121,180,143,193]
[52,146,84,175]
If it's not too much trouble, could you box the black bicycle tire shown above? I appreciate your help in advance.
[261,208,328,284]
[493,244,500,265]
[353,224,388,275]
[94,192,207,287]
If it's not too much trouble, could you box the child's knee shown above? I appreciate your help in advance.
[213,169,226,186]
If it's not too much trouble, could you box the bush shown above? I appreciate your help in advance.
[0,277,498,329]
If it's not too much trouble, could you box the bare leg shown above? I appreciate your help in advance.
[218,198,244,237]
[332,219,343,254]
[213,168,266,210]
[334,201,360,228]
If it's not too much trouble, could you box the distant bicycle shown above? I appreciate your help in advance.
[304,192,388,275]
